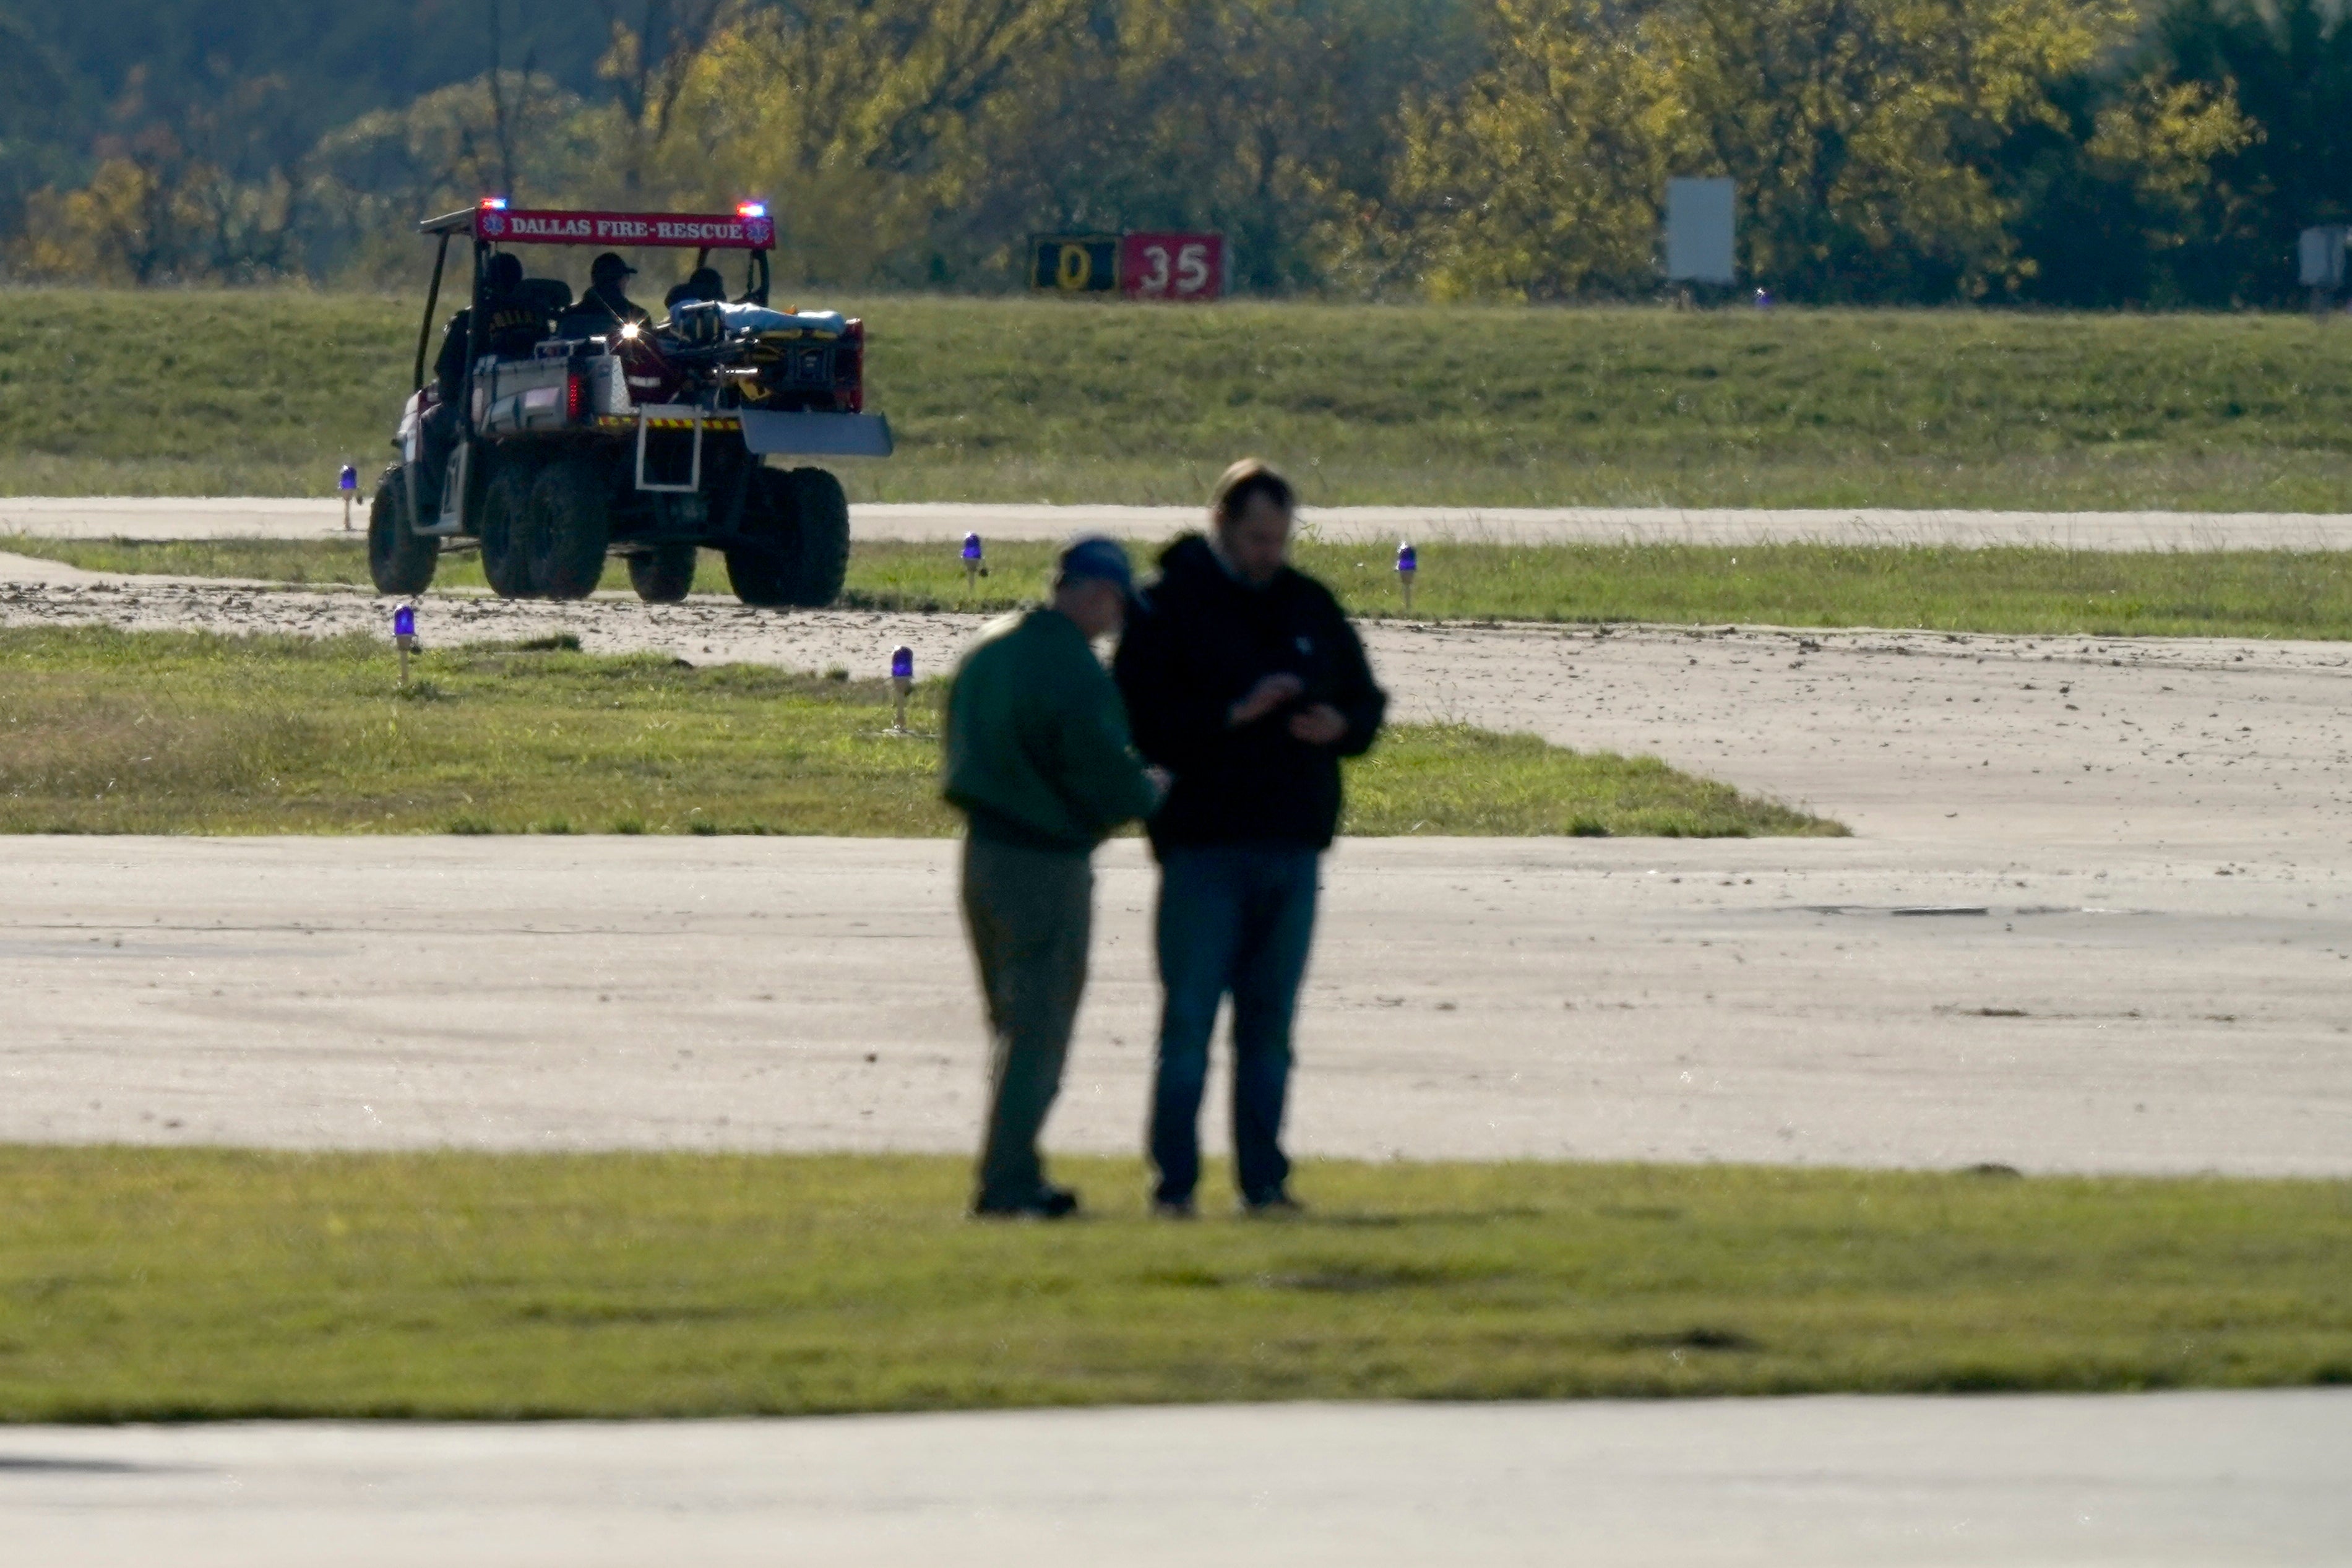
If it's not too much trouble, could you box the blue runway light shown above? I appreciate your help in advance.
[962,532,982,562]
[393,605,416,640]
[890,645,915,681]
[338,465,358,493]
[1395,542,1417,574]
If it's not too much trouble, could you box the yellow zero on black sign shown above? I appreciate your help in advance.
[1029,235,1120,292]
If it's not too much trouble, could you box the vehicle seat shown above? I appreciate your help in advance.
[516,278,573,345]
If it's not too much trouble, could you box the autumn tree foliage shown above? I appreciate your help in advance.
[0,0,2328,303]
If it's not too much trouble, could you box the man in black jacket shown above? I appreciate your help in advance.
[1113,459,1387,1216]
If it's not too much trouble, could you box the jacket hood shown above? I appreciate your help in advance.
[1155,532,1220,580]
[1153,531,1296,597]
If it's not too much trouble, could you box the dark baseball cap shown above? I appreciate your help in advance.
[590,251,637,283]
[1055,535,1134,595]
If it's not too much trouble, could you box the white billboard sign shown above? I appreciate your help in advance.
[1666,178,1736,285]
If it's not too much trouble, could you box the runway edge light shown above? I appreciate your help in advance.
[890,645,915,733]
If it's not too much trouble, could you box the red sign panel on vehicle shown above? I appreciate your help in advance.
[475,209,776,249]
[1119,233,1225,301]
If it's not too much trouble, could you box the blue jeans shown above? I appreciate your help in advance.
[1149,845,1320,1207]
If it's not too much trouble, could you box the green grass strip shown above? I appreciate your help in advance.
[10,291,2352,508]
[17,534,2352,640]
[1,1148,2344,1421]
[0,627,1832,837]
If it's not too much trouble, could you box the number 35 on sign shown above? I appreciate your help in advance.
[1119,233,1224,301]
[1027,233,1225,301]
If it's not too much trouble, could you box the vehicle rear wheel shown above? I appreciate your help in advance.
[724,465,849,608]
[527,453,611,600]
[782,467,850,606]
[627,544,698,603]
[368,465,437,595]
[479,453,543,599]
[723,468,798,607]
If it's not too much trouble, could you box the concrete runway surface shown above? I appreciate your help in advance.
[9,493,2352,547]
[4,583,2351,1170]
[7,834,2348,1173]
[4,1390,2345,1567]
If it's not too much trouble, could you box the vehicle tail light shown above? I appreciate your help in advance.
[566,371,586,421]
[839,319,864,413]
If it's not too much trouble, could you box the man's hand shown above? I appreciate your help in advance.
[1286,704,1347,746]
[1228,673,1306,727]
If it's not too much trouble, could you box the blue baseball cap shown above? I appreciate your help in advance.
[1056,535,1134,596]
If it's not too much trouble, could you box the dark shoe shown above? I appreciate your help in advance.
[1241,1193,1306,1220]
[1151,1197,1197,1220]
[973,1185,1081,1221]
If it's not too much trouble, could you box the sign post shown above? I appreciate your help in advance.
[339,464,358,531]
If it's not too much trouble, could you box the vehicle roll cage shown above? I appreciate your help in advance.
[409,203,777,395]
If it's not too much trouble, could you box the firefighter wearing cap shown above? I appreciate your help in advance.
[574,251,650,334]
[421,251,540,511]
[942,536,1166,1220]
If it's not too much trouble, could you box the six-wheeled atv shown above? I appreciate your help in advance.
[371,201,892,605]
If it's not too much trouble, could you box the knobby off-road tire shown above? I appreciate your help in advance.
[527,453,611,601]
[479,452,543,599]
[368,465,438,596]
[782,467,851,606]
[724,465,850,608]
[628,544,698,603]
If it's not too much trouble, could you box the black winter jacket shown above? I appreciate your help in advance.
[1113,534,1387,854]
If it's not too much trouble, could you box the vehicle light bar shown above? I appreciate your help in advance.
[481,196,509,210]
[738,201,769,218]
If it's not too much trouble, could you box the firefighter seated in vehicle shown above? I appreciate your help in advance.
[556,251,652,338]
[430,252,541,405]
[421,252,544,509]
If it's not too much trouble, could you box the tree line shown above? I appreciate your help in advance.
[2,0,2348,305]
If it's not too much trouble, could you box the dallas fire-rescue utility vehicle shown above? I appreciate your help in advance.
[371,200,890,605]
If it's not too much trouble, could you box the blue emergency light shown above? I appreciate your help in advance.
[890,645,915,681]
[338,464,358,493]
[738,201,769,218]
[961,532,982,562]
[392,605,416,640]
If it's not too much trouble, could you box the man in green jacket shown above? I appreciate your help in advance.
[944,536,1164,1218]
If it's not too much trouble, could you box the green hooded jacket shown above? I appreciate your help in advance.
[942,608,1160,852]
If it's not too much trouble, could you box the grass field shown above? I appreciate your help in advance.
[17,532,2352,640]
[7,289,2352,508]
[1,1147,2343,1421]
[0,627,1833,837]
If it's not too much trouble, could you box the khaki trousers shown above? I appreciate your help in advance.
[961,836,1093,1208]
